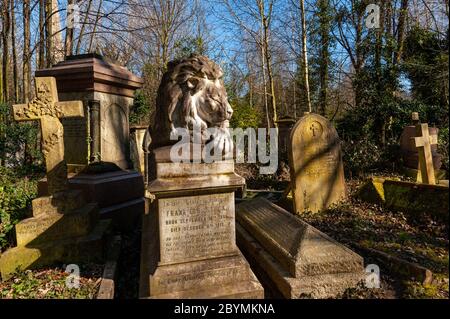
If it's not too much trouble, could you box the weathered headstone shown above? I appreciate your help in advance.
[0,77,110,280]
[413,123,438,185]
[140,55,263,299]
[236,197,364,298]
[288,113,346,213]
[35,53,144,171]
[35,54,145,231]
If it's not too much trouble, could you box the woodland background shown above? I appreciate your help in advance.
[0,0,449,252]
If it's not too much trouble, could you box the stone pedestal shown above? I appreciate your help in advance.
[0,190,110,280]
[139,146,263,299]
[38,170,145,232]
[35,54,144,171]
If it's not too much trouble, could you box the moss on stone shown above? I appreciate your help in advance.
[357,177,449,223]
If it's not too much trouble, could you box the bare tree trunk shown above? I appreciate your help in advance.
[45,0,54,67]
[266,57,277,127]
[394,0,409,66]
[11,0,18,103]
[299,0,311,113]
[445,0,449,18]
[1,0,10,103]
[88,0,103,52]
[263,15,277,128]
[0,0,10,167]
[257,0,277,128]
[246,54,254,108]
[318,0,330,116]
[375,1,385,86]
[258,2,270,129]
[65,0,74,57]
[38,0,45,69]
[23,0,31,102]
[385,0,393,67]
[75,0,93,54]
[354,3,364,108]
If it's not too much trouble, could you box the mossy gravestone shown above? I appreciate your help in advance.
[0,77,110,280]
[288,113,346,213]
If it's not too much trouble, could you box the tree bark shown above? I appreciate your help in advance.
[76,0,93,54]
[1,0,10,103]
[45,0,54,67]
[38,0,45,69]
[375,1,385,87]
[299,0,312,113]
[11,0,18,103]
[394,0,409,66]
[88,0,103,53]
[65,0,74,57]
[258,0,277,128]
[23,0,31,102]
[257,0,271,129]
[318,0,330,116]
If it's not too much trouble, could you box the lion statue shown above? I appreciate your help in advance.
[149,54,233,151]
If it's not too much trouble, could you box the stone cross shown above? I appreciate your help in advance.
[413,123,438,185]
[13,77,84,194]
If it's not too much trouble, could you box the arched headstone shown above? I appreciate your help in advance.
[288,113,346,213]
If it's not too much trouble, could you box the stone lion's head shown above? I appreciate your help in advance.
[150,54,233,148]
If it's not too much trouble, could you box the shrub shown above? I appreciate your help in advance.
[229,101,262,129]
[341,137,382,177]
[438,127,449,175]
[336,98,448,177]
[129,90,151,126]
[0,167,38,251]
[0,102,42,168]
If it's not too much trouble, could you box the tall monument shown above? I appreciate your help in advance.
[140,55,263,298]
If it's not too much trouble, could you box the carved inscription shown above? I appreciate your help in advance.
[155,267,240,294]
[159,193,236,264]
[62,118,86,138]
[303,149,338,177]
[16,213,91,246]
[289,113,346,213]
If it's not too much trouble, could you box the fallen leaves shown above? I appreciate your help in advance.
[0,263,103,299]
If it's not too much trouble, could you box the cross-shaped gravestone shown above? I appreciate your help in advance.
[413,123,438,185]
[13,77,84,194]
